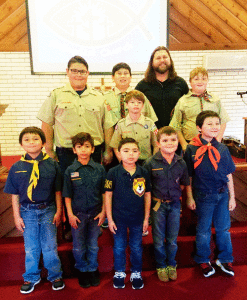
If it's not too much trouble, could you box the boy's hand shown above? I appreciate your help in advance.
[187,197,196,210]
[143,219,149,234]
[229,197,236,211]
[68,214,81,229]
[103,150,113,165]
[53,212,62,227]
[108,220,117,234]
[15,217,25,233]
[94,211,106,226]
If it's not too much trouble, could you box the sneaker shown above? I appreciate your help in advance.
[216,259,234,276]
[113,272,126,288]
[130,271,144,290]
[167,266,177,281]
[156,267,169,282]
[142,230,149,237]
[88,269,100,286]
[20,278,41,294]
[52,278,65,291]
[78,271,91,288]
[200,262,215,277]
[101,219,109,228]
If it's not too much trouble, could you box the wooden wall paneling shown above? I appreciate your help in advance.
[234,0,247,9]
[200,0,247,41]
[0,3,26,40]
[170,20,197,43]
[217,0,247,26]
[182,0,246,43]
[0,0,24,23]
[0,18,27,46]
[170,6,213,44]
[171,0,231,44]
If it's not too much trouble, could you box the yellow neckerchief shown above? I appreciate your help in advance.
[20,153,50,202]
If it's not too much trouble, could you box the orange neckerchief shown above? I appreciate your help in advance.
[190,135,221,171]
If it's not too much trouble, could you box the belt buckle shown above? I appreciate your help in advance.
[37,204,47,210]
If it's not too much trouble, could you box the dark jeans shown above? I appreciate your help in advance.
[193,190,233,264]
[113,222,143,273]
[151,201,181,268]
[71,211,101,272]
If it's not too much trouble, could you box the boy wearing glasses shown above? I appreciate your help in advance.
[37,56,116,170]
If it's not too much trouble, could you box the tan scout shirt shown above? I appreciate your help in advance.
[110,114,158,160]
[104,87,158,123]
[37,83,115,148]
[169,91,230,141]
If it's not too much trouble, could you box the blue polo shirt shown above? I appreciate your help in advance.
[184,137,236,192]
[144,151,190,202]
[4,152,62,204]
[104,164,151,225]
[63,158,106,214]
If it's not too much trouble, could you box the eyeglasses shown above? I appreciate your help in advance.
[70,69,88,75]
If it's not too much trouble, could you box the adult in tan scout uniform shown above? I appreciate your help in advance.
[104,62,158,123]
[37,56,115,174]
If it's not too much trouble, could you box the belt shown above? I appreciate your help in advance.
[21,202,52,210]
[152,197,172,212]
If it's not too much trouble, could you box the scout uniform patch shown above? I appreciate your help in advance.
[133,178,145,197]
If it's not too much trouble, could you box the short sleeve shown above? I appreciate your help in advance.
[3,166,19,195]
[104,169,115,192]
[37,91,56,125]
[110,123,122,148]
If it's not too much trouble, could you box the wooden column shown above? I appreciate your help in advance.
[243,117,247,161]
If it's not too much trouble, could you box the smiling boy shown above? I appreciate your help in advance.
[144,126,190,282]
[170,67,230,151]
[110,90,158,164]
[4,127,64,294]
[105,138,151,289]
[184,111,236,277]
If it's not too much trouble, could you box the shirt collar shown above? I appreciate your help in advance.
[114,86,132,96]
[187,90,213,101]
[24,152,44,161]
[125,113,145,126]
[63,83,98,96]
[154,150,182,164]
[200,136,218,147]
[118,163,143,177]
[70,158,97,171]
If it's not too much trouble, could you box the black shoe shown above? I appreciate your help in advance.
[130,272,144,289]
[78,272,91,288]
[88,269,100,286]
[20,278,41,294]
[200,262,215,277]
[52,278,65,291]
[216,259,234,276]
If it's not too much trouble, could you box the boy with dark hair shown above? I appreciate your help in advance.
[4,126,64,294]
[63,132,106,288]
[104,62,157,122]
[105,137,151,289]
[144,126,190,282]
[184,110,236,277]
[110,90,158,165]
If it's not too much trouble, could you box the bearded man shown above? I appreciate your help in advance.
[135,46,189,128]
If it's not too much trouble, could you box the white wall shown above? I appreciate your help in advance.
[0,50,247,156]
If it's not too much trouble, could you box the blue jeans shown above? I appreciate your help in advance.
[20,204,62,283]
[113,222,143,273]
[71,211,101,272]
[194,190,233,264]
[152,201,181,268]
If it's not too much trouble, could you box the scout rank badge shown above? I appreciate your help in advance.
[133,178,146,197]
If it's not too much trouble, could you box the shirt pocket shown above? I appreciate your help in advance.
[183,101,198,119]
[38,168,57,191]
[55,102,77,122]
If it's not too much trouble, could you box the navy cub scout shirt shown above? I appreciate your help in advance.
[104,164,151,225]
[184,137,236,192]
[144,151,190,202]
[4,152,62,205]
[63,158,106,214]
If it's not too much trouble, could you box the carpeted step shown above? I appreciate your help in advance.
[1,222,247,281]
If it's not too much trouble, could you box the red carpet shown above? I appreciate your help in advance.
[1,266,247,300]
